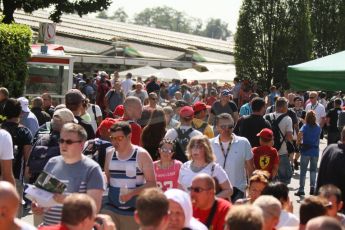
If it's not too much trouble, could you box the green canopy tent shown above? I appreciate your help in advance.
[287,51,345,90]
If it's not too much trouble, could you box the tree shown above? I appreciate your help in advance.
[1,0,111,24]
[134,6,193,33]
[110,7,128,22]
[203,18,231,40]
[97,11,109,19]
[235,0,312,89]
[310,0,345,57]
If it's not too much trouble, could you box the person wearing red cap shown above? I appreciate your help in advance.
[192,101,214,138]
[165,106,202,162]
[113,105,124,118]
[252,128,279,178]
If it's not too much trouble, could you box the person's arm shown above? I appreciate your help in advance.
[217,180,233,199]
[23,144,32,180]
[297,131,303,145]
[285,131,293,142]
[0,160,15,185]
[245,158,255,177]
[87,189,104,213]
[120,151,156,202]
[272,163,279,178]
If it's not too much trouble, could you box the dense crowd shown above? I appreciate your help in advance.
[0,70,345,230]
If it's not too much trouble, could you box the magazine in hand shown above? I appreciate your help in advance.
[34,171,67,194]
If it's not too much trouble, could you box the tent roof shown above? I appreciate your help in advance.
[119,66,158,77]
[288,51,345,90]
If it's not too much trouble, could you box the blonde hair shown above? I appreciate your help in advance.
[186,135,215,163]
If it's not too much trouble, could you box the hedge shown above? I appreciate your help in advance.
[0,23,32,97]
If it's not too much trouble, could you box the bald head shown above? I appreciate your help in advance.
[0,181,19,218]
[192,173,215,191]
[306,216,343,230]
[123,96,142,120]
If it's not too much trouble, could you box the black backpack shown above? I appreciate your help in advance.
[264,113,288,151]
[174,127,194,163]
[82,138,112,170]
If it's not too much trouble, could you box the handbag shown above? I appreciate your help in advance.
[211,164,222,194]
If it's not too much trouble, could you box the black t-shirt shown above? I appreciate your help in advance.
[234,114,271,147]
[75,116,96,140]
[31,107,51,126]
[327,108,342,132]
[211,101,238,116]
[146,81,160,94]
[2,121,33,180]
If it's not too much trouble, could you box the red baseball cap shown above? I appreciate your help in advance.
[113,105,124,117]
[179,106,194,118]
[96,117,116,137]
[193,101,211,113]
[257,128,273,140]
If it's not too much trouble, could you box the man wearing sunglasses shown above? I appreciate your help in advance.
[191,173,231,230]
[31,123,105,226]
[210,113,254,203]
[103,121,156,230]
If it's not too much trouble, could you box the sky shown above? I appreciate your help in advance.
[107,0,243,33]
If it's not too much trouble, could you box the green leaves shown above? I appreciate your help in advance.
[235,0,312,90]
[0,23,32,97]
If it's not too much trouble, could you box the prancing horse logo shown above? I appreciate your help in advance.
[259,155,270,169]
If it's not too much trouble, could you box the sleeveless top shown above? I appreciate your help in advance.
[153,159,182,191]
[108,146,145,215]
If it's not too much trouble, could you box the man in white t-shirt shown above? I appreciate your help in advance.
[210,113,254,203]
[305,91,326,127]
[121,73,135,96]
[0,129,15,185]
[265,97,293,184]
[87,103,102,133]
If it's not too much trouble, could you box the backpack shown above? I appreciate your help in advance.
[192,122,208,134]
[27,132,60,178]
[82,138,112,170]
[264,113,288,151]
[337,110,345,130]
[174,127,194,163]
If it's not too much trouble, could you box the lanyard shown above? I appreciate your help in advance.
[219,136,232,168]
[311,103,318,111]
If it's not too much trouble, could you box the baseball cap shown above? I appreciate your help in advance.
[17,97,30,112]
[257,128,273,140]
[192,101,210,113]
[221,89,231,96]
[179,106,194,118]
[113,105,124,117]
[53,108,78,124]
[65,89,85,105]
[96,118,116,136]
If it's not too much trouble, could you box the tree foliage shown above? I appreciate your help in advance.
[310,0,345,57]
[110,7,128,22]
[134,6,193,33]
[0,23,32,97]
[203,18,231,40]
[1,0,111,24]
[235,0,312,89]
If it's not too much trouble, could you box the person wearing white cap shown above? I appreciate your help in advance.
[164,189,207,230]
[17,96,39,136]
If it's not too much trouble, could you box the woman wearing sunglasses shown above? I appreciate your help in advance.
[153,138,183,191]
[178,135,233,199]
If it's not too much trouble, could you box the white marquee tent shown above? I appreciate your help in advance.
[119,66,158,78]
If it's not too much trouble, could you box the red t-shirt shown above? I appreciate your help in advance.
[39,224,69,230]
[115,117,142,146]
[252,145,279,175]
[205,96,217,106]
[193,198,231,230]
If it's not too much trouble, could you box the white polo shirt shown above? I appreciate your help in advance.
[305,102,326,125]
[210,134,253,192]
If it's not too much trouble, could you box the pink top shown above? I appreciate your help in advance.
[153,159,182,191]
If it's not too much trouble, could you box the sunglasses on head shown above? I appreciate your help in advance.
[220,124,234,130]
[160,147,174,154]
[58,138,82,145]
[109,135,125,142]
[187,186,211,193]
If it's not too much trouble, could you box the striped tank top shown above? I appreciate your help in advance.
[107,145,145,215]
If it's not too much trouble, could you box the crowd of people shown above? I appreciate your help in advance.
[0,70,345,230]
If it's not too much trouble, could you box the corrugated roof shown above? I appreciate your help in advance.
[14,10,233,54]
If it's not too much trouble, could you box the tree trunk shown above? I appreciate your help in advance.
[2,0,16,24]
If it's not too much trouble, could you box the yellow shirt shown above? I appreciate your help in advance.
[192,118,214,138]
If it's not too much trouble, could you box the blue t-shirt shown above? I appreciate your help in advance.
[239,103,252,116]
[300,124,321,156]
